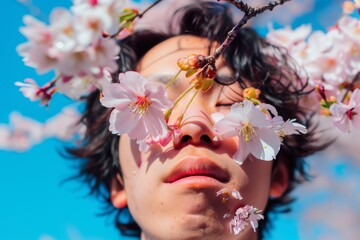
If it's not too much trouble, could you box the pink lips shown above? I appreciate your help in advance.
[164,157,230,186]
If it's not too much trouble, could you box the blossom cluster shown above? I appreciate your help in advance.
[14,0,311,164]
[101,71,306,164]
[16,0,125,104]
[0,107,84,152]
[216,188,264,234]
[266,1,360,132]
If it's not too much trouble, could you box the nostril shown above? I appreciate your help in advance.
[200,134,212,144]
[180,135,192,143]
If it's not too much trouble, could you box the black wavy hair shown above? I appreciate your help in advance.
[68,2,330,239]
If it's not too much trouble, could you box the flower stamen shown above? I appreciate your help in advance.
[240,123,256,142]
[129,95,151,115]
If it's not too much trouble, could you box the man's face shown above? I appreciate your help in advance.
[117,35,276,240]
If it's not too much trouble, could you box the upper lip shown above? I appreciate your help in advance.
[164,156,230,183]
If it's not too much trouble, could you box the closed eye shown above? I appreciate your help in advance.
[215,103,234,107]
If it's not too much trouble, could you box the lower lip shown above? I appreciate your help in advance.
[169,176,223,188]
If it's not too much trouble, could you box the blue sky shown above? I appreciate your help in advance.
[1,0,359,239]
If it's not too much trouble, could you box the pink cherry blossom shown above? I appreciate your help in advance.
[274,119,307,137]
[338,16,360,44]
[0,125,33,152]
[0,112,44,152]
[229,205,264,235]
[19,15,52,45]
[266,24,312,49]
[72,0,125,35]
[18,6,120,80]
[236,205,264,232]
[15,78,52,106]
[330,89,360,132]
[216,188,243,201]
[100,71,173,144]
[56,75,97,100]
[88,38,119,73]
[44,107,85,140]
[230,215,248,235]
[212,100,281,164]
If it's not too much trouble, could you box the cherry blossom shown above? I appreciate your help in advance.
[330,89,360,132]
[234,205,264,232]
[0,112,43,152]
[266,24,311,49]
[229,206,264,234]
[56,76,96,100]
[15,78,53,106]
[230,214,248,235]
[275,119,308,137]
[212,100,281,164]
[0,107,84,152]
[72,0,126,35]
[216,188,243,201]
[43,107,85,140]
[100,71,173,145]
[0,125,33,152]
[17,3,120,102]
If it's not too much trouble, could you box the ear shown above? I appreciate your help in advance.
[110,174,127,209]
[269,160,289,198]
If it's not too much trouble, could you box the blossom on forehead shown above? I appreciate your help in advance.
[100,71,173,146]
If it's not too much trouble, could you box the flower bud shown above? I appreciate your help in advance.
[177,54,207,71]
[243,87,261,100]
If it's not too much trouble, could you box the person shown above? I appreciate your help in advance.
[68,2,328,239]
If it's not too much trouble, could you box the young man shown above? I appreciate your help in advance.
[70,2,327,239]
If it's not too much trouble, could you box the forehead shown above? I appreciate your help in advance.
[137,35,221,75]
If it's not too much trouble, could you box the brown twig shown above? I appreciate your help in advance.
[137,0,163,18]
[341,72,360,102]
[210,0,291,61]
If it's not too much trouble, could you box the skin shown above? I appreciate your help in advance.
[111,35,288,240]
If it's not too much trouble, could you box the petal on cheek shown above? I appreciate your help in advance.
[109,109,136,135]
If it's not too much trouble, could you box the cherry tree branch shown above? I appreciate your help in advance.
[137,0,163,18]
[210,0,291,61]
[341,72,360,102]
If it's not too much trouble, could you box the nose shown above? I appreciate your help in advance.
[172,104,220,149]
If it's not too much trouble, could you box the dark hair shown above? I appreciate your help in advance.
[68,2,330,239]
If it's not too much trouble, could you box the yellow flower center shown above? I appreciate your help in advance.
[129,95,151,115]
[240,123,256,142]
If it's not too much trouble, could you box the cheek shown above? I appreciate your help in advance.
[118,135,165,224]
[240,159,273,209]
